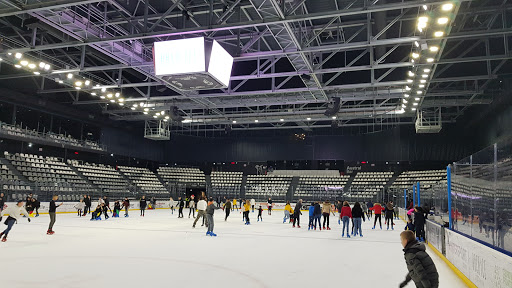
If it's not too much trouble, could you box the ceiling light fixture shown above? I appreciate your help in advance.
[422,5,428,10]
[254,120,259,123]
[437,17,449,24]
[91,92,97,96]
[15,53,22,59]
[415,97,421,101]
[424,68,431,73]
[280,119,284,122]
[75,81,82,86]
[107,93,113,98]
[404,94,410,98]
[101,88,106,92]
[407,79,413,83]
[28,63,36,69]
[412,108,417,111]
[84,80,91,86]
[417,91,423,95]
[408,71,414,77]
[131,107,136,110]
[75,87,81,90]
[20,60,28,66]
[422,74,428,78]
[143,111,148,115]
[33,72,40,75]
[100,96,105,99]
[414,41,419,47]
[419,84,425,88]
[232,120,237,124]
[403,99,408,104]
[420,79,427,83]
[434,31,444,37]
[429,46,439,52]
[44,64,51,70]
[115,92,120,97]
[413,102,419,106]
[14,64,21,68]
[39,62,46,68]
[402,104,406,108]
[306,117,311,121]
[442,3,454,11]
[405,86,411,91]
[427,58,434,62]
[412,52,420,59]
[67,73,73,79]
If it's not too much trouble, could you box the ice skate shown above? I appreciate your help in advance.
[210,232,217,237]
[206,231,211,236]
[342,233,344,237]
[372,226,375,230]
[1,236,6,242]
[347,235,350,238]
[327,227,331,230]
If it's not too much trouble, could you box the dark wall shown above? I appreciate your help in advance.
[100,126,164,162]
[164,126,473,163]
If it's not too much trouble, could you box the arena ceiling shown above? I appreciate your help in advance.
[0,0,510,134]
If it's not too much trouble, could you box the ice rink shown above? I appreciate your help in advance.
[1,209,466,288]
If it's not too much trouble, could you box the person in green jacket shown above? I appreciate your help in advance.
[399,230,439,288]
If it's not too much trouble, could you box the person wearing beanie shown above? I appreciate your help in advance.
[385,201,395,230]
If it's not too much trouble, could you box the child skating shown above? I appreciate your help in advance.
[113,201,121,217]
[399,230,439,288]
[284,201,293,223]
[0,200,31,242]
[308,204,315,230]
[257,206,263,222]
[243,200,251,225]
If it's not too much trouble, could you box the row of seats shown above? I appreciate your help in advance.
[119,166,168,194]
[391,170,446,189]
[245,175,292,200]
[69,160,129,194]
[210,171,242,198]
[157,167,206,186]
[294,175,350,200]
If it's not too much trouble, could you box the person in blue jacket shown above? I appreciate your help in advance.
[308,204,315,230]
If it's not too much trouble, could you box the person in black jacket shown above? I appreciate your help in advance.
[313,202,322,230]
[0,193,5,212]
[32,198,40,217]
[122,197,130,217]
[140,196,147,217]
[351,202,365,237]
[47,195,63,235]
[267,198,273,215]
[399,230,439,288]
[177,197,185,218]
[83,195,91,216]
[293,199,302,228]
[413,206,426,242]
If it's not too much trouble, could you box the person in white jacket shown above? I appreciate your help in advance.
[74,199,86,217]
[169,197,175,215]
[192,196,208,228]
[0,200,30,242]
[250,198,256,212]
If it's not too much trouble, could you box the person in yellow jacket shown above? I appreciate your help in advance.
[243,200,251,225]
[232,199,237,211]
[284,201,293,223]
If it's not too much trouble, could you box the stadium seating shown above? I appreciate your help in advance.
[350,171,394,198]
[294,175,350,201]
[69,160,130,195]
[157,167,206,187]
[391,170,446,189]
[210,171,242,198]
[119,166,168,195]
[245,175,292,201]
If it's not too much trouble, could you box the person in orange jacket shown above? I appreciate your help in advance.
[370,203,384,229]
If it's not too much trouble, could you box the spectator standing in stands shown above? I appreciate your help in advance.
[257,205,263,222]
[188,198,196,218]
[74,199,85,217]
[205,198,219,236]
[351,202,365,237]
[340,201,352,238]
[178,197,185,218]
[169,197,175,214]
[193,196,207,228]
[370,203,384,229]
[385,201,395,230]
[47,195,63,235]
[313,202,322,230]
[32,198,40,217]
[293,199,302,228]
[250,198,256,212]
[224,198,231,221]
[140,196,147,217]
[284,201,293,223]
[0,200,30,242]
[366,200,374,218]
[322,200,331,230]
[267,197,273,215]
[122,197,130,217]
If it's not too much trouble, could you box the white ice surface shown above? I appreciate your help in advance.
[1,209,466,288]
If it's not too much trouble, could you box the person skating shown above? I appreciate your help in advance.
[361,201,368,220]
[370,203,384,229]
[284,201,293,223]
[140,196,147,217]
[205,198,219,236]
[177,197,185,218]
[169,197,175,214]
[232,198,237,211]
[102,203,110,220]
[308,204,315,230]
[0,192,5,213]
[257,206,263,222]
[0,200,30,242]
[399,230,439,288]
[188,199,196,218]
[340,201,352,238]
[74,199,85,217]
[413,206,426,242]
[91,205,103,221]
[367,200,374,218]
[385,201,395,230]
[313,202,322,230]
[405,218,415,232]
[336,200,342,225]
[250,198,256,213]
[267,197,273,215]
[113,201,121,218]
[122,197,130,217]
[243,200,251,225]
[47,195,63,235]
[351,202,365,237]
[322,200,331,230]
[192,196,207,228]
[25,199,34,216]
[224,199,231,221]
[104,196,112,214]
[32,198,40,217]
[293,199,302,228]
[83,195,92,216]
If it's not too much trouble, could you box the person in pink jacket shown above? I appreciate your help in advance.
[340,201,352,238]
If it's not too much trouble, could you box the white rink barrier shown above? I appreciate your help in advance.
[445,229,512,288]
[426,219,445,254]
[2,201,172,214]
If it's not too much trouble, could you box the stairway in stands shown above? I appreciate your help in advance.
[205,174,212,195]
[239,175,247,199]
[287,176,300,201]
[67,164,101,195]
[0,158,29,183]
[385,171,401,190]
[343,173,357,193]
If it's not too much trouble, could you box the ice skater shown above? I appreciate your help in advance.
[74,199,85,217]
[308,203,315,230]
[192,196,207,228]
[177,197,185,218]
[366,200,374,218]
[267,197,273,215]
[31,198,40,217]
[313,202,322,230]
[405,218,415,231]
[399,230,439,288]
[322,200,331,230]
[224,199,231,221]
[293,199,302,228]
[91,205,103,220]
[169,197,175,214]
[250,198,256,212]
[0,200,31,242]
[244,200,251,225]
[284,201,293,223]
[413,206,426,242]
[232,198,237,211]
[122,197,130,217]
[340,201,352,238]
[385,201,395,230]
[47,195,63,235]
[351,202,365,237]
[188,199,196,218]
[370,203,384,229]
[257,206,263,222]
[205,198,219,236]
[103,203,110,220]
[140,196,147,217]
[113,201,121,217]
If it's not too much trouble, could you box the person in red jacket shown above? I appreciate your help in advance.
[370,203,384,229]
[340,201,352,238]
